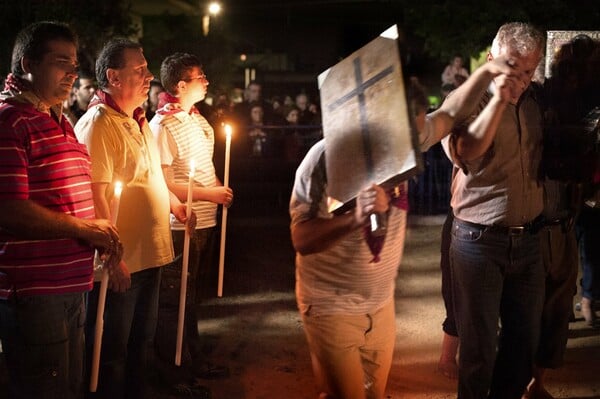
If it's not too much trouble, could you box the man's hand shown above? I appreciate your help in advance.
[172,204,197,235]
[494,73,523,104]
[80,219,120,253]
[490,55,531,104]
[107,260,131,293]
[98,239,124,268]
[354,184,390,227]
[484,55,517,78]
[208,186,234,207]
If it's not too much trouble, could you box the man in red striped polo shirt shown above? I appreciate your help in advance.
[0,22,120,399]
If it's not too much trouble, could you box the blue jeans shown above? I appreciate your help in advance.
[450,218,545,399]
[0,292,86,399]
[440,209,457,336]
[85,267,161,399]
[576,206,600,300]
[536,223,578,368]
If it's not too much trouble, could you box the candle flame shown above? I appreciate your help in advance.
[224,124,232,139]
[114,181,123,197]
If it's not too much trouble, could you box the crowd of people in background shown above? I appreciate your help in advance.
[56,72,325,167]
[144,78,323,164]
[440,55,470,98]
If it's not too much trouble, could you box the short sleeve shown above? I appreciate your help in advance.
[75,109,116,184]
[0,113,28,200]
[154,123,177,167]
[289,141,328,226]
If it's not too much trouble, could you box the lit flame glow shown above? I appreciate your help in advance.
[114,181,123,197]
[208,2,221,15]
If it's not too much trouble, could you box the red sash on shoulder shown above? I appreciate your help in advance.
[156,91,200,116]
[88,90,147,130]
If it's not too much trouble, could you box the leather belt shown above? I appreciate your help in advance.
[543,216,574,231]
[456,215,545,236]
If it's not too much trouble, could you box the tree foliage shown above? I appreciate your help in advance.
[398,0,600,59]
[1,0,598,91]
[140,12,238,93]
[402,0,600,61]
[0,0,138,77]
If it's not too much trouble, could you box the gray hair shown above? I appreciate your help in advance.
[491,22,544,58]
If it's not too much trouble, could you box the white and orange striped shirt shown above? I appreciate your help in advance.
[150,106,218,230]
[290,140,407,316]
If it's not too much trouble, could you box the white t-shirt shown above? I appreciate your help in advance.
[150,108,218,230]
[289,140,407,316]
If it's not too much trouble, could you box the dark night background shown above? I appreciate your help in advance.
[1,0,597,217]
[0,5,599,396]
[1,0,599,100]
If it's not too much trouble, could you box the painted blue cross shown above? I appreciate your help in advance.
[327,57,394,180]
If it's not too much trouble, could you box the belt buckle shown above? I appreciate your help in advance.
[508,226,525,235]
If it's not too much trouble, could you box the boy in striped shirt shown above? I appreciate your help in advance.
[150,53,233,386]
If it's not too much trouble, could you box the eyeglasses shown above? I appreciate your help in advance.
[184,74,207,82]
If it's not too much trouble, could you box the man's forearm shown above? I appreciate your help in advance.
[457,95,508,161]
[165,181,220,203]
[0,199,89,240]
[438,66,494,123]
[291,212,359,255]
[421,66,496,152]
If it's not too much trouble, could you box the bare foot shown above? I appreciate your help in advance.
[437,333,459,379]
[581,297,596,326]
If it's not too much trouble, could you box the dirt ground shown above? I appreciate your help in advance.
[171,213,600,399]
[1,212,597,399]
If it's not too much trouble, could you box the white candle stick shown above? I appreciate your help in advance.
[218,124,232,297]
[90,181,122,392]
[175,160,195,366]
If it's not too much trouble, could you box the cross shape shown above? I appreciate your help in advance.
[327,57,394,180]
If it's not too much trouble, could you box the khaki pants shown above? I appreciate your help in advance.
[301,299,396,399]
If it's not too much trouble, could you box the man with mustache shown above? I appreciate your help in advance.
[76,38,194,398]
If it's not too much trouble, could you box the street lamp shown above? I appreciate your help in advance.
[202,1,222,36]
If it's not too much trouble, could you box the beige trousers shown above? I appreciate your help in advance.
[301,299,396,399]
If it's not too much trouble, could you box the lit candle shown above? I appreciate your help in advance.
[90,180,122,392]
[223,124,232,188]
[175,160,195,366]
[217,124,232,297]
[110,181,123,224]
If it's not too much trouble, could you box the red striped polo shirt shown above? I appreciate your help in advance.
[0,98,95,299]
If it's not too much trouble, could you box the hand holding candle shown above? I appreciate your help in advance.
[90,181,122,392]
[175,160,195,366]
[218,124,232,297]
